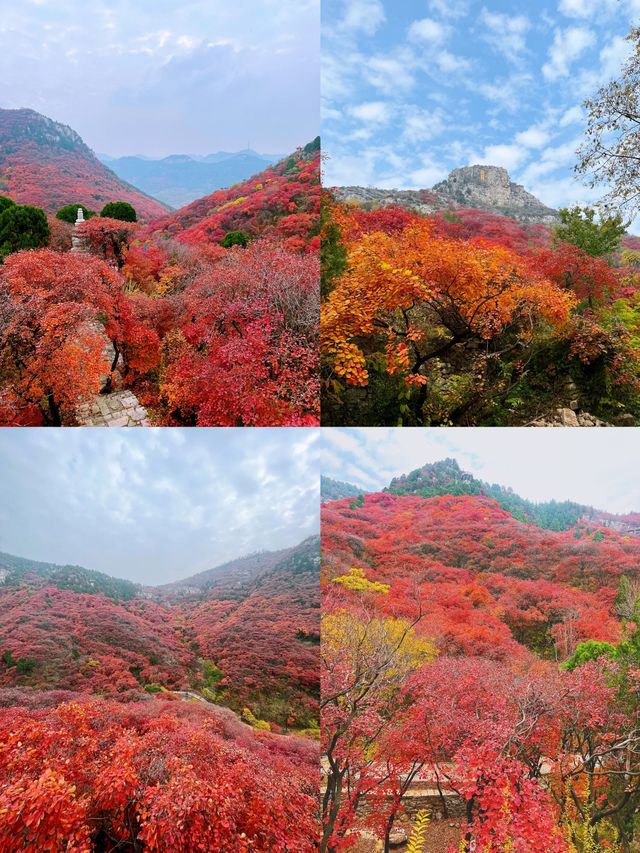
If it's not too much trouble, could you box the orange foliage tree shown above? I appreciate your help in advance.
[322,223,575,390]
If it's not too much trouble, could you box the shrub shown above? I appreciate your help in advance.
[0,204,50,259]
[220,230,249,248]
[0,196,16,215]
[100,201,137,222]
[55,204,96,223]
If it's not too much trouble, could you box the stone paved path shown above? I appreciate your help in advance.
[76,390,150,427]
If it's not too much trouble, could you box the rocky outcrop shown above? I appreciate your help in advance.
[434,165,558,224]
[530,407,611,427]
[333,164,559,225]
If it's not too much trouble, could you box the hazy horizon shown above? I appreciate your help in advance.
[0,429,320,584]
[0,534,318,587]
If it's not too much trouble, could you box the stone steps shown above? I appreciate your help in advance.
[76,390,150,427]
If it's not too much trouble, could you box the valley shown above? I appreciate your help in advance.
[0,536,320,851]
[100,149,281,208]
[0,536,320,728]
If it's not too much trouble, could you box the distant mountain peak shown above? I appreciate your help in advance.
[0,107,169,220]
[433,165,558,223]
[333,163,559,225]
[0,108,90,154]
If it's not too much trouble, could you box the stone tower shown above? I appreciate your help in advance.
[71,208,90,253]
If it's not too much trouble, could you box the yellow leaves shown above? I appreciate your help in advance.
[331,567,390,595]
[329,341,368,386]
[322,610,437,681]
[406,810,431,853]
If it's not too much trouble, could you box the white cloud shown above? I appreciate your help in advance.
[340,0,386,35]
[515,124,551,148]
[474,72,533,112]
[349,100,392,124]
[558,0,596,17]
[428,0,469,19]
[408,160,448,187]
[557,0,630,18]
[402,106,445,144]
[408,17,449,44]
[543,26,596,80]
[559,104,584,126]
[436,49,472,73]
[480,9,530,63]
[479,142,529,171]
[365,53,415,94]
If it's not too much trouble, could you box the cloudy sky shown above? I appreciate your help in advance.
[323,428,640,514]
[323,0,639,213]
[0,429,320,585]
[0,0,319,157]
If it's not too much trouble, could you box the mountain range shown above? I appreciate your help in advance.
[99,149,282,208]
[0,108,169,221]
[0,536,320,727]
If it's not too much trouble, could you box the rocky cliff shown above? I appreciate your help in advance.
[334,164,559,225]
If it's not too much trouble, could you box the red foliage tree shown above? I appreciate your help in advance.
[0,698,319,852]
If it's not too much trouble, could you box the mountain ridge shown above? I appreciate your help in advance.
[101,149,279,209]
[333,163,559,225]
[324,458,640,535]
[0,536,320,596]
[0,107,169,220]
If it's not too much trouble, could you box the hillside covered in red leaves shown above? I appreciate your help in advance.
[0,139,320,427]
[0,109,168,221]
[0,696,319,852]
[0,537,320,729]
[146,138,320,253]
[321,465,640,852]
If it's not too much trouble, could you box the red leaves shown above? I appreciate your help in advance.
[161,241,319,426]
[0,767,92,853]
[145,151,320,252]
[322,490,640,848]
[0,699,319,852]
[0,250,122,423]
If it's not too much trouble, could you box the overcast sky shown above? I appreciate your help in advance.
[0,0,319,157]
[323,428,640,515]
[323,0,639,220]
[0,429,320,585]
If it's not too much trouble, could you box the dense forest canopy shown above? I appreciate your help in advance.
[322,473,640,852]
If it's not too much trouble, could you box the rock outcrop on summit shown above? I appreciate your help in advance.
[334,164,559,225]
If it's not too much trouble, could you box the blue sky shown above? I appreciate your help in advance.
[0,0,319,157]
[0,429,320,584]
[322,0,640,211]
[323,428,640,514]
